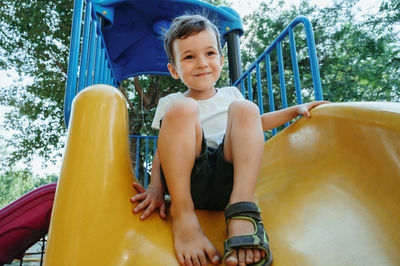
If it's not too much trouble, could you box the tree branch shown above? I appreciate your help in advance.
[133,76,150,106]
[119,85,136,112]
[48,50,67,75]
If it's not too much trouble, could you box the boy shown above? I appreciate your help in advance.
[130,15,328,266]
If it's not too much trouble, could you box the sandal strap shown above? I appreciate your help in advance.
[224,234,265,250]
[224,201,261,222]
[223,201,273,265]
[223,230,271,265]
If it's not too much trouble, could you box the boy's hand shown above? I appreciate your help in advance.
[298,101,330,118]
[130,182,166,220]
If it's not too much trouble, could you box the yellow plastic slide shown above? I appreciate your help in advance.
[45,85,400,265]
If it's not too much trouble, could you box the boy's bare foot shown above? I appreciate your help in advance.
[225,218,266,266]
[172,207,221,266]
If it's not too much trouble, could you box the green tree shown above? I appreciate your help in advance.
[1,0,398,175]
[0,0,72,167]
[241,0,399,104]
[379,0,400,24]
[0,169,58,208]
[0,0,231,174]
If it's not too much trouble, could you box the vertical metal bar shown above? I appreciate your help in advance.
[77,1,92,92]
[104,64,108,84]
[99,49,105,83]
[104,64,109,84]
[103,62,109,84]
[103,63,108,83]
[247,72,252,101]
[277,41,289,127]
[240,79,245,96]
[303,19,323,100]
[108,68,112,85]
[256,63,264,114]
[152,137,157,182]
[265,54,277,136]
[289,29,303,104]
[93,35,101,84]
[135,137,140,181]
[225,31,243,85]
[86,19,97,86]
[106,68,109,84]
[144,137,149,188]
[40,236,45,266]
[64,0,84,128]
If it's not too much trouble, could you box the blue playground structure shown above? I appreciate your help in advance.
[64,0,322,127]
[64,0,324,187]
[2,0,399,265]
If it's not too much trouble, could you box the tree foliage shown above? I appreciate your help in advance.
[380,0,400,24]
[0,169,58,208]
[241,0,400,105]
[0,0,398,173]
[0,0,72,166]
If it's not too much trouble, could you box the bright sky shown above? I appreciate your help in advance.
[230,0,382,17]
[0,0,388,176]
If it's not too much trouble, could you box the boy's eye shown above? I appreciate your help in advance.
[207,51,216,56]
[184,55,193,60]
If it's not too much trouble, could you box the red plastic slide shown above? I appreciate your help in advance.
[0,183,56,265]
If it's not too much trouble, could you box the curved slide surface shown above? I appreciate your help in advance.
[45,85,400,265]
[0,183,56,265]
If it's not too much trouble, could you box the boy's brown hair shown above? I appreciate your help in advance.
[163,14,223,66]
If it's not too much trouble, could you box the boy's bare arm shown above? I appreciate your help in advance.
[261,101,329,132]
[148,151,164,190]
[130,150,166,220]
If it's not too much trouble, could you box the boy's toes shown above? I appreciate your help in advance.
[205,243,221,264]
[184,255,193,266]
[198,252,208,266]
[225,250,238,266]
[238,249,246,265]
[245,249,254,264]
[253,249,261,262]
[177,253,185,265]
[225,248,263,265]
[191,255,201,266]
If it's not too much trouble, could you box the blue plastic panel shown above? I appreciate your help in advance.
[92,0,243,83]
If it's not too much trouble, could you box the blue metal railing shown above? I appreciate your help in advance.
[129,135,158,188]
[64,0,117,128]
[132,17,324,187]
[65,4,323,187]
[129,17,324,187]
[233,16,323,135]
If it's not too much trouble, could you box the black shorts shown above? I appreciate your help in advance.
[160,136,234,210]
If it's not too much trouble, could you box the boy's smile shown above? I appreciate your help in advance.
[167,29,224,100]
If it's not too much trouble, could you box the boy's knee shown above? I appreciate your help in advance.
[228,100,260,117]
[164,98,199,121]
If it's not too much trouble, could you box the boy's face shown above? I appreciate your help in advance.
[167,29,224,94]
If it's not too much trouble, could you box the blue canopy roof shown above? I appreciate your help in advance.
[92,0,243,84]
